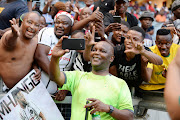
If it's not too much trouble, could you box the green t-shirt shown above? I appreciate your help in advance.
[61,71,134,120]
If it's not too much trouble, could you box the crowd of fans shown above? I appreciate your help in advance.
[0,0,180,119]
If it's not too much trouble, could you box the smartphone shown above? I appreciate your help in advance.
[113,16,121,23]
[62,38,85,50]
[36,1,41,9]
[95,32,101,42]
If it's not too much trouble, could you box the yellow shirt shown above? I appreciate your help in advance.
[140,43,180,90]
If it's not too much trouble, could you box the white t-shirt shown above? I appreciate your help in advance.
[38,27,76,94]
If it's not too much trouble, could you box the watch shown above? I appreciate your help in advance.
[107,105,114,114]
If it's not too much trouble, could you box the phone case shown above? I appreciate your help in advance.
[62,38,85,50]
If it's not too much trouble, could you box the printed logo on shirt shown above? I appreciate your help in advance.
[155,71,163,75]
[0,7,5,13]
[118,63,138,80]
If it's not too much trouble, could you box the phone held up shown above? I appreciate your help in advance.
[113,16,121,23]
[36,1,41,9]
[62,38,85,50]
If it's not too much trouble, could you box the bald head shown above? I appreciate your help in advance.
[99,41,114,55]
[22,11,41,21]
[80,7,92,20]
[20,11,41,39]
[93,41,114,57]
[90,41,115,71]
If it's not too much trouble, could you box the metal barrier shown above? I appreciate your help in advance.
[55,96,72,120]
[134,89,167,118]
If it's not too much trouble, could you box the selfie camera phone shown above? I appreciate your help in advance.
[95,32,101,42]
[62,38,85,50]
[36,1,41,9]
[113,16,121,23]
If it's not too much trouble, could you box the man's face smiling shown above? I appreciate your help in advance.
[21,13,40,39]
[90,41,114,70]
[124,30,143,50]
[54,15,71,38]
[156,34,172,57]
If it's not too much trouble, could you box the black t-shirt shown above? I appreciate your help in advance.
[104,12,138,28]
[111,44,151,87]
[0,0,28,30]
[94,0,115,16]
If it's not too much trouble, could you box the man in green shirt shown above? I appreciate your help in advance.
[49,27,134,120]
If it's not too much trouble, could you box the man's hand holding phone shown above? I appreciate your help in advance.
[105,23,121,33]
[51,36,70,58]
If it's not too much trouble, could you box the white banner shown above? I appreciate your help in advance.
[0,70,64,120]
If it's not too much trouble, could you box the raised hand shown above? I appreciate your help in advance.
[72,4,79,14]
[105,23,121,33]
[51,36,70,58]
[84,25,97,47]
[9,18,20,37]
[90,7,104,22]
[84,98,110,114]
[94,21,105,39]
[124,35,145,55]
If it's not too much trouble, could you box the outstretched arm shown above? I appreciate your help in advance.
[165,48,180,120]
[2,18,20,50]
[49,36,69,87]
[140,56,153,82]
[139,49,163,65]
[42,0,52,14]
[71,7,104,32]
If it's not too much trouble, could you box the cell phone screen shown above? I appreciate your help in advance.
[62,38,85,50]
[36,2,40,8]
[113,16,121,23]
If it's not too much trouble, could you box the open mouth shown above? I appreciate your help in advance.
[26,28,35,36]
[92,56,101,62]
[56,29,64,33]
[26,31,34,36]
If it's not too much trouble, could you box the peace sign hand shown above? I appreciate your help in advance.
[84,25,97,48]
